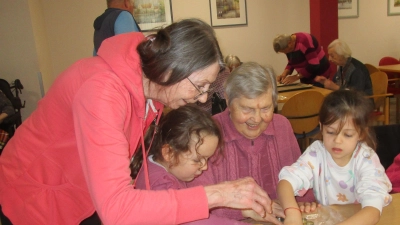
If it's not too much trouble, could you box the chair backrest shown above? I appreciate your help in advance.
[379,56,399,66]
[379,56,400,79]
[372,124,400,169]
[364,63,380,75]
[370,71,388,109]
[281,90,324,134]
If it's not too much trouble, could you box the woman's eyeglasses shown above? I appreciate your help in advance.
[187,78,213,100]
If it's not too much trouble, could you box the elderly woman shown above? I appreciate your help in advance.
[315,39,373,95]
[188,62,315,224]
[273,33,331,85]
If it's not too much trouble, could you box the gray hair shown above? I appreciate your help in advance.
[224,62,278,107]
[273,34,291,53]
[328,39,352,59]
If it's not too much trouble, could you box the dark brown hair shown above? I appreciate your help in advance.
[137,18,225,86]
[319,90,376,150]
[131,105,223,178]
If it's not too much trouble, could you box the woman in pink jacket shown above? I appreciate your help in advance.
[0,19,273,225]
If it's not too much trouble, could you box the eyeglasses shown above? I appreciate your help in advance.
[187,78,213,100]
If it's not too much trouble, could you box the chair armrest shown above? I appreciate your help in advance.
[366,93,394,98]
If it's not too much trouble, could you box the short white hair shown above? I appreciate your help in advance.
[328,39,352,59]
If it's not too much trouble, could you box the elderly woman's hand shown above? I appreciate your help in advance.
[314,75,327,84]
[277,74,286,83]
[242,209,283,225]
[204,177,272,218]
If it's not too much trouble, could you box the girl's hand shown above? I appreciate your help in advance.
[242,209,283,225]
[297,201,321,213]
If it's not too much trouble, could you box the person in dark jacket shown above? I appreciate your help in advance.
[315,39,373,96]
[93,0,140,56]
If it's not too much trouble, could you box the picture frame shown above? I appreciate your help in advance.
[338,0,359,19]
[388,0,400,16]
[209,0,247,27]
[134,0,173,31]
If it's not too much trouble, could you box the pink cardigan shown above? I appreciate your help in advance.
[188,110,315,220]
[0,33,208,224]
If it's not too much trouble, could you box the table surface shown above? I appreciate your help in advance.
[378,64,400,73]
[247,193,400,225]
[277,86,332,103]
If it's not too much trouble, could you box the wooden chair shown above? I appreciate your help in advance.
[368,71,393,125]
[281,90,324,151]
[364,63,380,75]
[379,57,400,123]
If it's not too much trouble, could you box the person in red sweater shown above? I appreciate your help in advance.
[386,154,400,193]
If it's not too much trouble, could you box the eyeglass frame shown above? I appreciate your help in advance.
[186,77,214,100]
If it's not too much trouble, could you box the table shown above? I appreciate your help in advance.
[378,64,400,73]
[277,86,332,103]
[247,193,400,224]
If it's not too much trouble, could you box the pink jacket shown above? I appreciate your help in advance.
[0,32,208,224]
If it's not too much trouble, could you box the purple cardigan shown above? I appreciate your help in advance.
[188,110,315,220]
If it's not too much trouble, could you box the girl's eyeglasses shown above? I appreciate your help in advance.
[187,78,214,100]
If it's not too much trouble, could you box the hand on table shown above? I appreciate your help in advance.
[205,177,272,218]
[314,75,327,84]
[277,74,286,83]
[280,74,300,85]
[297,201,320,213]
[242,200,284,224]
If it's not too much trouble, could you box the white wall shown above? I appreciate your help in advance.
[339,1,400,65]
[0,0,399,120]
[0,0,42,120]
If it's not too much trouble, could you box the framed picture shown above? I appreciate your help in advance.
[209,0,247,27]
[338,0,359,19]
[388,0,400,16]
[134,0,173,31]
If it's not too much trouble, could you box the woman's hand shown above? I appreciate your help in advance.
[242,209,283,225]
[242,201,285,224]
[314,75,327,84]
[204,177,272,218]
[281,74,300,85]
[277,74,287,83]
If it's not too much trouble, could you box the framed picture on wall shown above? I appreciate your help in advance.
[338,0,359,19]
[134,0,173,31]
[388,0,400,16]
[209,0,247,27]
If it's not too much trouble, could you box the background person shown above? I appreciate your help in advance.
[315,39,373,96]
[225,54,242,72]
[197,55,241,115]
[189,62,315,224]
[278,90,392,225]
[273,33,331,86]
[0,19,272,225]
[93,0,140,56]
